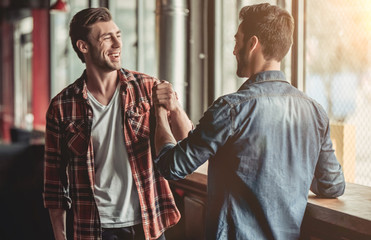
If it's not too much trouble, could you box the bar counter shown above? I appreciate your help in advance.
[169,173,371,240]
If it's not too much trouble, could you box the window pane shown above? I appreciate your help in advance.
[141,1,157,76]
[50,0,88,97]
[113,0,137,71]
[305,0,371,186]
[13,17,33,129]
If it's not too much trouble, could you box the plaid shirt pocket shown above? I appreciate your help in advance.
[64,120,90,156]
[126,101,151,142]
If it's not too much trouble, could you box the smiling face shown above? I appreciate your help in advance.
[85,20,122,72]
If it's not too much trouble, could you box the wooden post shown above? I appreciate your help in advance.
[330,123,356,182]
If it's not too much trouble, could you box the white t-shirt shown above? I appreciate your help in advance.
[87,87,141,228]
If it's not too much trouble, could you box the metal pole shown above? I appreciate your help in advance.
[155,0,189,109]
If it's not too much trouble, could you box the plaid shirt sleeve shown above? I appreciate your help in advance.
[43,100,72,209]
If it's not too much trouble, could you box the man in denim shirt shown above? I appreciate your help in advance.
[153,3,345,240]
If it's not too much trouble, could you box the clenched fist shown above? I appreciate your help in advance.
[152,80,180,112]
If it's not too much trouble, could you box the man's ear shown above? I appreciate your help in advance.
[76,40,88,54]
[249,35,259,52]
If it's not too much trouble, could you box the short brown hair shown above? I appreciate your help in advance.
[239,3,294,61]
[69,7,112,63]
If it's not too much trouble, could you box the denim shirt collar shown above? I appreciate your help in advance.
[238,70,288,91]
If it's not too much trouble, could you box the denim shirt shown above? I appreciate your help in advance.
[155,71,345,240]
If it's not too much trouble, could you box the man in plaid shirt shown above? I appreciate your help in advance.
[43,7,192,240]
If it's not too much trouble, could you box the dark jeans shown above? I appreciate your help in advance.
[102,224,166,240]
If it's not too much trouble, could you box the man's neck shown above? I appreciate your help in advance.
[85,66,119,105]
[250,60,281,77]
[261,60,280,72]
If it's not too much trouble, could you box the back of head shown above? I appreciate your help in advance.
[69,7,112,63]
[239,3,294,62]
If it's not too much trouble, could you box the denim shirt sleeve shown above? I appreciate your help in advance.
[310,122,346,197]
[154,97,233,180]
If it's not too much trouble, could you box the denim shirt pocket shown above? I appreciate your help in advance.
[125,101,151,142]
[63,120,89,156]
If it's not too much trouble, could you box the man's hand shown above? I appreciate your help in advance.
[152,80,181,112]
[152,80,192,142]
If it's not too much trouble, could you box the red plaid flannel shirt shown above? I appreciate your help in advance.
[43,69,180,240]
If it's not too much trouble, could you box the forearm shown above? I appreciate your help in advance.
[311,150,345,197]
[152,80,192,141]
[169,106,192,141]
[155,108,177,155]
[311,127,346,198]
[310,166,345,198]
[48,208,67,240]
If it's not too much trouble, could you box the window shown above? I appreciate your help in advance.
[13,17,33,130]
[110,0,157,76]
[305,0,371,186]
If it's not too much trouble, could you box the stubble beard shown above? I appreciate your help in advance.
[236,46,248,78]
[236,60,244,77]
[94,52,121,72]
[88,42,121,72]
[104,59,121,71]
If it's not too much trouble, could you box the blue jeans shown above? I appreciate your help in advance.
[102,224,166,240]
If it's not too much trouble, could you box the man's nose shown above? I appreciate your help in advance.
[112,36,121,48]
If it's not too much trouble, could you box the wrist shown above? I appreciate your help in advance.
[169,103,183,117]
[156,106,168,119]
